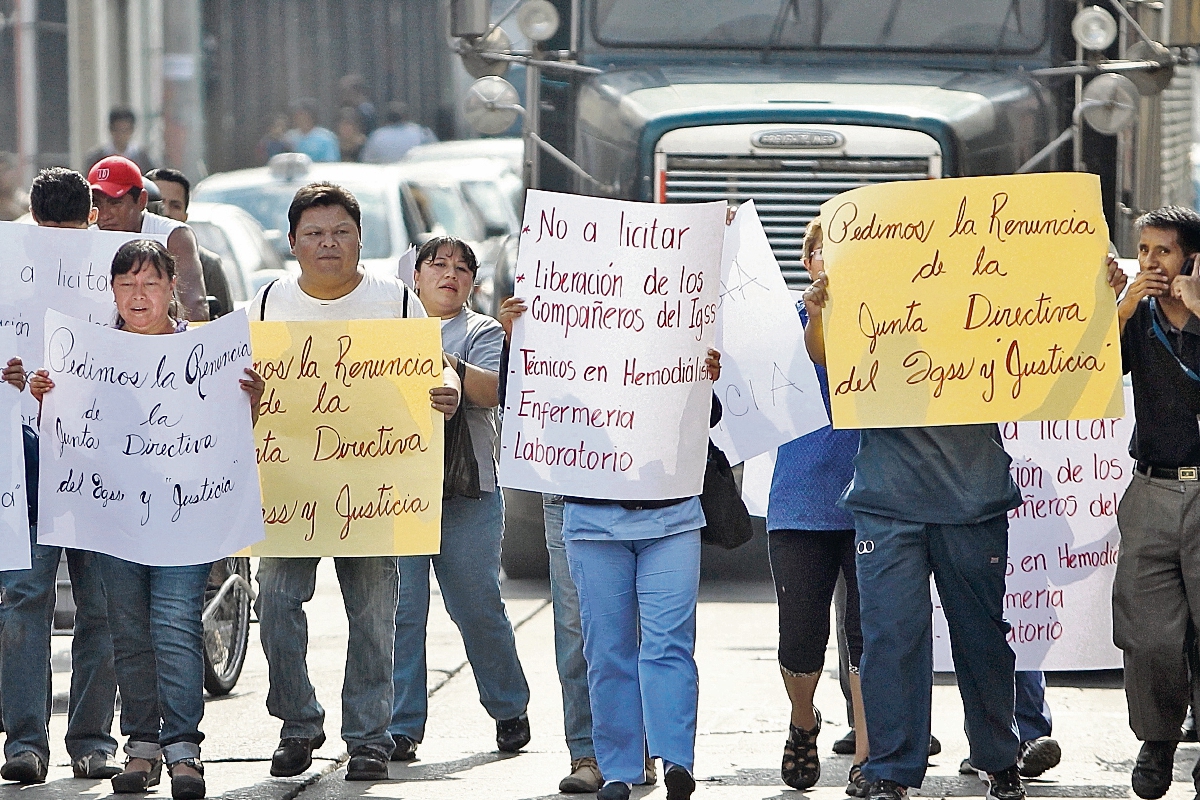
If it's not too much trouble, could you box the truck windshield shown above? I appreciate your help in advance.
[592,0,1045,53]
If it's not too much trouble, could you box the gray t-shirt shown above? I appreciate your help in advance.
[841,424,1021,525]
[441,308,505,493]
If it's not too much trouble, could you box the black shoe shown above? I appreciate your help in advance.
[929,735,942,757]
[985,764,1026,800]
[665,764,696,800]
[1185,707,1198,743]
[168,758,205,800]
[0,751,47,784]
[270,733,326,778]
[345,746,389,781]
[496,714,531,752]
[833,729,857,755]
[1017,737,1062,778]
[390,734,418,762]
[867,778,908,800]
[111,758,163,793]
[847,763,870,797]
[597,781,632,800]
[782,709,821,790]
[960,758,979,776]
[1132,741,1177,800]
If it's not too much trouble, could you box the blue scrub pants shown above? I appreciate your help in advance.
[1015,671,1052,742]
[854,512,1019,788]
[566,530,701,785]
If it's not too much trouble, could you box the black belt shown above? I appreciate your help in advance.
[564,496,689,511]
[1136,462,1200,481]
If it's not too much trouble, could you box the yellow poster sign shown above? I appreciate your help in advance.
[248,319,444,556]
[821,172,1123,429]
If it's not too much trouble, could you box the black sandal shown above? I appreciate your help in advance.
[781,708,821,790]
[847,762,869,797]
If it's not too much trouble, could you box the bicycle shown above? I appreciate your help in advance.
[202,557,254,696]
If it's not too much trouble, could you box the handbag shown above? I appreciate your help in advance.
[443,360,481,499]
[699,439,753,549]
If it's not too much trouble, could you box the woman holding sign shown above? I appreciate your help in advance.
[30,239,264,800]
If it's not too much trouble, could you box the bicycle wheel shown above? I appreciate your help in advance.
[203,556,252,696]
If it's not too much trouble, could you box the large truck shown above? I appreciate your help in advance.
[454,0,1200,576]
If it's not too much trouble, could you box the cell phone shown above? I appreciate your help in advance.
[1184,254,1197,276]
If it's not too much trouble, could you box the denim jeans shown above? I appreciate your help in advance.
[543,495,595,760]
[566,530,702,785]
[96,555,210,765]
[854,512,1019,789]
[392,490,529,740]
[257,556,398,755]
[0,525,117,764]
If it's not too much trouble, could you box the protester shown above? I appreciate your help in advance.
[84,107,156,174]
[559,353,721,800]
[285,100,340,163]
[28,238,263,800]
[88,156,208,321]
[144,168,234,318]
[391,236,531,761]
[803,242,1126,800]
[360,102,436,164]
[251,182,459,783]
[0,168,124,785]
[768,219,869,796]
[1111,205,1200,800]
[0,152,28,221]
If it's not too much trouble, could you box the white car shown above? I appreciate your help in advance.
[185,201,288,306]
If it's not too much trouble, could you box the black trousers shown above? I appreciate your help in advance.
[768,529,863,674]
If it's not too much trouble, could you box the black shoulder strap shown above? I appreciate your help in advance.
[259,279,279,321]
[403,287,409,318]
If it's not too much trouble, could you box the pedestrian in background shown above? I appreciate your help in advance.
[335,108,367,163]
[285,100,340,163]
[391,236,532,761]
[767,219,870,796]
[338,74,377,134]
[84,107,156,174]
[30,239,265,800]
[360,102,436,164]
[0,153,28,221]
[0,168,121,787]
[257,115,292,165]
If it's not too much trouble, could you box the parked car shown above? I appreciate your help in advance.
[192,154,415,282]
[185,201,289,307]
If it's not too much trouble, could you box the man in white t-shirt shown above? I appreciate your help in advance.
[87,156,208,321]
[250,182,459,784]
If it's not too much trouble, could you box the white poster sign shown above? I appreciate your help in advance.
[740,447,776,518]
[934,386,1132,671]
[498,190,726,500]
[37,310,265,565]
[0,324,30,570]
[712,202,828,464]
[0,222,163,424]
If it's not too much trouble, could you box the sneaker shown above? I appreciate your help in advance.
[496,714,531,753]
[559,756,603,793]
[72,749,122,779]
[1184,707,1198,743]
[665,763,696,800]
[597,780,632,800]
[985,764,1026,800]
[867,778,908,800]
[345,746,389,781]
[0,751,46,784]
[270,733,326,778]
[1017,737,1061,778]
[390,734,418,762]
[833,729,857,755]
[1132,740,1177,800]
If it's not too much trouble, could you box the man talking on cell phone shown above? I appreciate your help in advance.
[1111,205,1200,800]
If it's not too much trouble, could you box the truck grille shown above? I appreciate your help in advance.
[663,155,933,286]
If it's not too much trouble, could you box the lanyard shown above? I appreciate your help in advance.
[1149,298,1200,384]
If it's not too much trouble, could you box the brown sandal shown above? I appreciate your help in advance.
[781,708,821,790]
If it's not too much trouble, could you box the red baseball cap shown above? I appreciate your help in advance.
[88,156,144,198]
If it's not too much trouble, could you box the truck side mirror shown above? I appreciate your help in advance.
[452,0,491,38]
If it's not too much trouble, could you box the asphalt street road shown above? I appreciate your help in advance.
[0,561,1181,799]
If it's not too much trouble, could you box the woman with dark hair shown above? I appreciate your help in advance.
[30,239,264,800]
[389,236,532,760]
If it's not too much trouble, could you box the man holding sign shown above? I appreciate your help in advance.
[808,174,1126,800]
[1112,206,1200,799]
[251,183,459,783]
